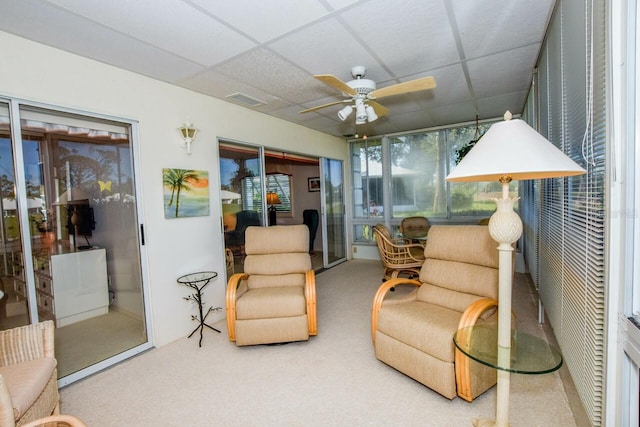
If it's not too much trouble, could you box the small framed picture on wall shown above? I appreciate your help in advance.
[308,177,320,192]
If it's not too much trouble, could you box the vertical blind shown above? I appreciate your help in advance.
[521,0,606,425]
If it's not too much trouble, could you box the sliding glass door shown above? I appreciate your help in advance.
[219,142,264,275]
[0,100,150,385]
[320,158,346,267]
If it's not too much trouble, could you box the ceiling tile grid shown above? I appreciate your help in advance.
[0,0,555,138]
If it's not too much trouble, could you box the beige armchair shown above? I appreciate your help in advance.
[373,223,425,281]
[371,225,500,401]
[226,225,317,346]
[0,321,60,426]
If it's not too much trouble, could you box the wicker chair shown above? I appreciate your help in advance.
[0,321,60,426]
[399,216,431,240]
[371,225,500,401]
[373,224,425,282]
[226,225,317,346]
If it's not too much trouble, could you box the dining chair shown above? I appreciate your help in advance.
[373,223,425,282]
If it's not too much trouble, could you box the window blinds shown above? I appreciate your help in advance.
[521,0,607,425]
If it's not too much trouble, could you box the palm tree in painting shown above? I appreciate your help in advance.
[163,169,200,217]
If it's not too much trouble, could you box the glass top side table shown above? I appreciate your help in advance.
[453,325,563,374]
[177,271,221,347]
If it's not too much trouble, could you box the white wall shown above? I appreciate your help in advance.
[0,31,347,347]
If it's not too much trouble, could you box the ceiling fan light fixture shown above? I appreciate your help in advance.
[338,105,353,121]
[365,105,378,122]
[355,103,367,123]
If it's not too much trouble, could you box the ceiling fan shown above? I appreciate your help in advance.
[300,66,436,125]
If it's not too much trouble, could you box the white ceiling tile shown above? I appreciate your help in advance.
[452,0,554,58]
[323,0,362,11]
[476,90,530,118]
[338,0,460,76]
[467,45,540,98]
[214,49,329,104]
[45,0,256,66]
[190,0,330,42]
[268,17,391,81]
[427,101,477,125]
[0,0,204,82]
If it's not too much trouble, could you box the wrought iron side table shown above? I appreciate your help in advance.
[177,271,221,347]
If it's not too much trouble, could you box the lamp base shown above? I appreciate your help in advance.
[268,206,277,226]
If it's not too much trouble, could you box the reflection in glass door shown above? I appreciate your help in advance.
[0,101,150,385]
[320,158,346,267]
[219,142,264,276]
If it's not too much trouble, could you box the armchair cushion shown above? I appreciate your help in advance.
[0,358,56,420]
[236,286,306,319]
[377,302,460,362]
[247,273,306,290]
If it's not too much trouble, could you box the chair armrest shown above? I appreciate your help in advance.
[305,270,317,336]
[0,374,14,427]
[22,414,88,427]
[455,298,498,402]
[457,298,498,330]
[371,278,421,342]
[225,273,248,342]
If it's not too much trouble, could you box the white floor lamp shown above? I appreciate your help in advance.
[446,111,585,427]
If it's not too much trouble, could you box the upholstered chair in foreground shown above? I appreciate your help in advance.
[0,321,60,426]
[226,225,317,346]
[371,225,500,401]
[14,412,87,427]
[373,224,425,282]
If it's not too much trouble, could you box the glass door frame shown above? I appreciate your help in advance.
[319,157,346,268]
[4,96,154,387]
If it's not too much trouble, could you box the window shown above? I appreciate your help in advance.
[350,119,505,243]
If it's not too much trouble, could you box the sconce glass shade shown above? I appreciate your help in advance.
[266,192,281,205]
[337,105,353,121]
[178,121,198,154]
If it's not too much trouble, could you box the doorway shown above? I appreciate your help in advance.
[218,141,327,275]
[0,101,150,385]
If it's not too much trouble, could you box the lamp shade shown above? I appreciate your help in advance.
[266,192,281,205]
[446,113,586,182]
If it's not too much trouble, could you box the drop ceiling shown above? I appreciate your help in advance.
[0,0,555,138]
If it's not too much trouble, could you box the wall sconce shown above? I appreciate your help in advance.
[178,120,198,155]
[266,192,281,226]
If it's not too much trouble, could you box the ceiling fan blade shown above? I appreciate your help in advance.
[368,100,389,117]
[299,100,349,114]
[368,76,436,99]
[314,74,357,96]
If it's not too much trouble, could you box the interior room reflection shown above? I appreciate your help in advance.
[0,107,147,380]
[219,143,324,274]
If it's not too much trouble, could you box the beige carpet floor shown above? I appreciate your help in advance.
[59,260,577,426]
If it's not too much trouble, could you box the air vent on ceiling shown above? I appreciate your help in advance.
[225,92,266,107]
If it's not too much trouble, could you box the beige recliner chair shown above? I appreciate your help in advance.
[371,225,500,401]
[226,225,317,346]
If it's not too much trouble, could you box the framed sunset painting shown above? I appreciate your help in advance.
[162,168,210,219]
